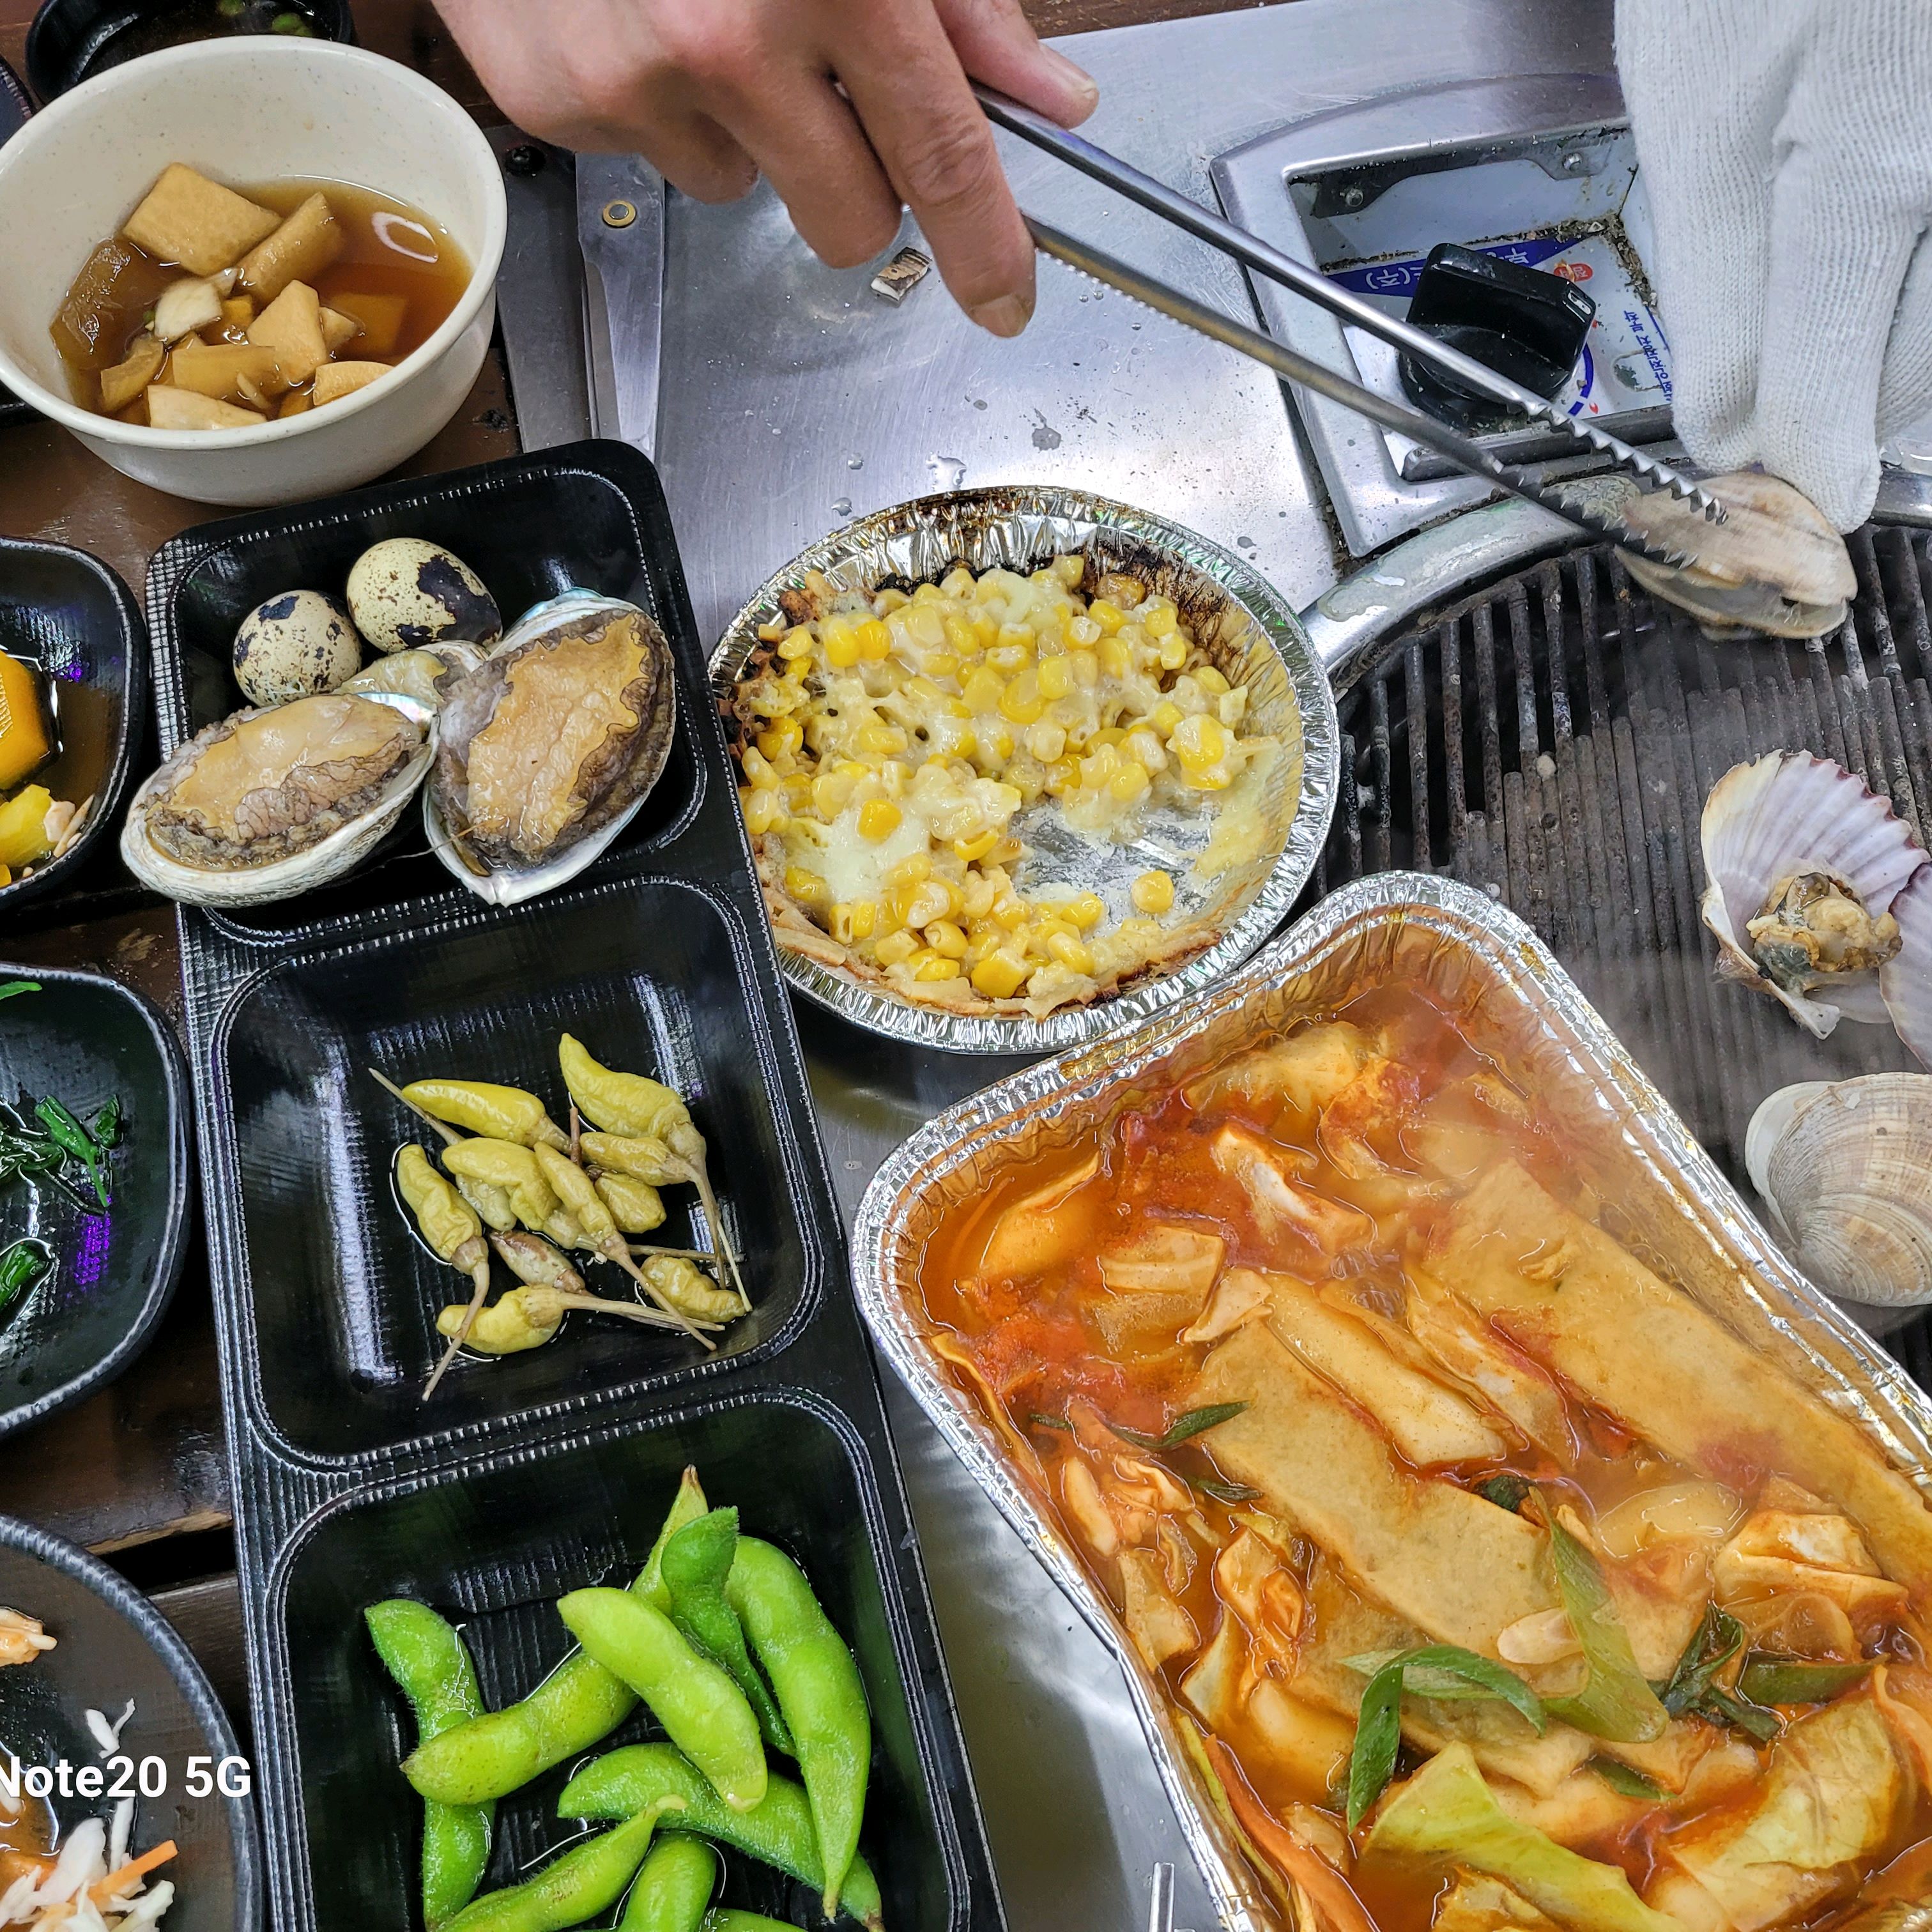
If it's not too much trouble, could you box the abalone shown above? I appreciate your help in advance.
[119,691,433,905]
[425,593,676,905]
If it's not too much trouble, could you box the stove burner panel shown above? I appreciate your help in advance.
[1308,523,1932,1195]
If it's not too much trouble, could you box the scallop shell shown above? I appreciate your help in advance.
[119,691,435,907]
[423,592,676,907]
[1881,863,1932,1070]
[1745,1073,1932,1305]
[1699,751,1927,1035]
[1620,470,1855,639]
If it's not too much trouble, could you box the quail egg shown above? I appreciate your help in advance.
[347,539,502,656]
[231,589,362,707]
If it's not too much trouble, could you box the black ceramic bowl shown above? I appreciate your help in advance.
[0,1515,261,1932]
[0,539,147,911]
[0,966,190,1438]
[0,59,30,428]
[26,0,355,100]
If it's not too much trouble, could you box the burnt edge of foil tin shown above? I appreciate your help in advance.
[709,484,1342,1054]
[852,870,1932,1932]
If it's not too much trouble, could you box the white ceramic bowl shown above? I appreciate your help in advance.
[0,39,507,507]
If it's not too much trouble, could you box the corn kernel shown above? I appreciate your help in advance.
[910,950,962,982]
[970,951,1030,999]
[1172,713,1228,769]
[1089,599,1126,634]
[785,865,829,908]
[1045,930,1096,974]
[1108,763,1151,804]
[1097,636,1132,679]
[757,618,789,643]
[961,871,997,919]
[953,829,997,862]
[961,668,1004,714]
[1036,655,1073,702]
[1025,721,1067,763]
[999,672,1045,726]
[940,567,976,600]
[1195,665,1230,695]
[1144,602,1179,638]
[1124,727,1167,772]
[1069,615,1102,648]
[1064,892,1106,931]
[896,880,951,928]
[987,727,1015,762]
[1091,727,1126,751]
[917,652,958,683]
[1153,700,1184,737]
[1131,870,1176,915]
[1069,649,1100,689]
[875,928,919,966]
[829,900,878,943]
[1158,635,1188,670]
[874,588,908,614]
[1043,756,1078,795]
[993,895,1029,930]
[857,618,893,661]
[924,919,969,958]
[888,854,932,887]
[857,798,903,842]
[741,745,778,788]
[740,786,781,834]
[778,626,816,661]
[811,772,853,818]
[858,721,908,756]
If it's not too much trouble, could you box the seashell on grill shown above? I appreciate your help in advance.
[1699,751,1927,1036]
[1620,470,1855,640]
[1745,1073,1932,1306]
[119,690,434,906]
[1881,864,1932,1071]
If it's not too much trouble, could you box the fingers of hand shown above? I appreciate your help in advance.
[935,0,1099,126]
[839,4,1036,332]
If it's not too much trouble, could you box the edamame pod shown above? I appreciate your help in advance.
[556,1588,767,1812]
[438,1795,680,1932]
[406,1479,705,1806]
[726,1539,870,1917]
[556,1744,884,1932]
[640,1468,709,1609]
[618,1832,716,1932]
[702,1914,797,1931]
[365,1599,493,1929]
[661,1510,794,1756]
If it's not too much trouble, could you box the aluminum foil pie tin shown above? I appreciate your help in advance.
[852,871,1932,1932]
[709,484,1342,1053]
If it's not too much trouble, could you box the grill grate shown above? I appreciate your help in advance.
[1308,520,1932,1351]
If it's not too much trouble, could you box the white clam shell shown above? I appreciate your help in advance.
[1881,864,1932,1070]
[119,694,436,907]
[1699,751,1927,1036]
[1745,1073,1932,1306]
[1620,470,1855,639]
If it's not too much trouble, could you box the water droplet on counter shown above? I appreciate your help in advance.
[846,453,864,470]
[831,497,852,517]
[928,455,967,490]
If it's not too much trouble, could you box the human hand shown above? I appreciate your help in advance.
[436,0,1098,337]
[1616,0,1932,531]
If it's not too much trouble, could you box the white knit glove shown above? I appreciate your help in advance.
[1616,0,1932,531]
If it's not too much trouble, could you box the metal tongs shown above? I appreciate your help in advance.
[976,86,1724,567]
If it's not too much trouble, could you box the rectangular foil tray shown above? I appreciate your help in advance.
[852,869,1932,1932]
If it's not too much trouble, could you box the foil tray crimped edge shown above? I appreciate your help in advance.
[708,485,1342,1054]
[852,870,1932,1932]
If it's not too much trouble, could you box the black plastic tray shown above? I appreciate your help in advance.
[146,443,1004,1932]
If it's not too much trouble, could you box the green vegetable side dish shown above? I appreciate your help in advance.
[725,1537,871,1919]
[661,1508,796,1757]
[559,1744,885,1931]
[617,1833,717,1932]
[0,1238,52,1313]
[556,1588,767,1814]
[365,1599,495,1929]
[437,1795,682,1932]
[702,1914,800,1932]
[406,1470,707,1810]
[0,980,39,1002]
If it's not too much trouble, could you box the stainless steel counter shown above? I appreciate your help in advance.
[497,4,1621,1923]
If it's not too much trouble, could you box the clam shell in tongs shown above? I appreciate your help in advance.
[1619,470,1856,639]
[1699,751,1928,1036]
[424,591,677,907]
[119,691,436,907]
[1745,1074,1932,1306]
